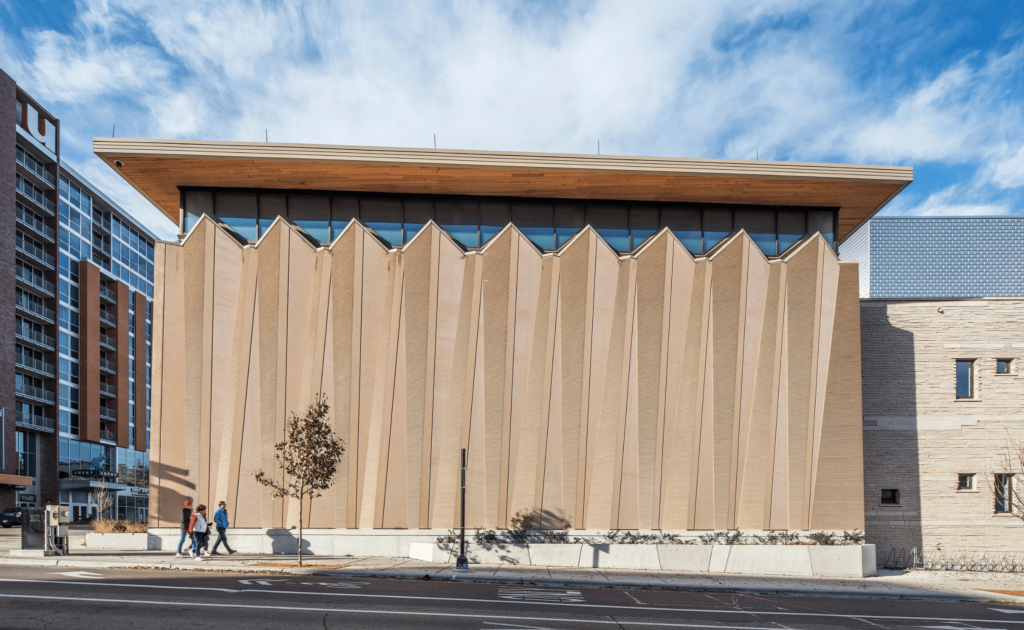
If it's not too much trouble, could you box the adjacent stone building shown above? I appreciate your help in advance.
[861,298,1023,558]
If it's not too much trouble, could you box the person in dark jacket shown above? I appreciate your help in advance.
[175,498,193,558]
[210,501,237,555]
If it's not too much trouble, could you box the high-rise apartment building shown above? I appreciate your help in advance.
[1,68,156,522]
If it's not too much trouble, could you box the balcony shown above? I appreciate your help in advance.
[15,411,55,433]
[100,286,117,304]
[16,353,56,378]
[15,174,55,215]
[99,333,117,351]
[16,235,55,269]
[16,203,55,242]
[15,293,55,324]
[15,382,56,405]
[100,382,117,398]
[99,310,117,327]
[100,429,116,442]
[100,357,117,375]
[93,214,111,234]
[93,239,111,258]
[16,266,55,297]
[99,406,117,421]
[15,146,56,188]
[16,326,56,351]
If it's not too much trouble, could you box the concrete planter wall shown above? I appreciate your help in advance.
[86,533,158,550]
[409,542,876,578]
[149,528,445,557]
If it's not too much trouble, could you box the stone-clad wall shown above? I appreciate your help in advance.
[862,299,1024,558]
[150,215,865,532]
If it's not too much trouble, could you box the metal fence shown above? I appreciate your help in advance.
[885,546,1024,573]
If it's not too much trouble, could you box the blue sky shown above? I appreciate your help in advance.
[2,1,1023,240]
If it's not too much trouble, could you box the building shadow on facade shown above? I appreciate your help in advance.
[862,307,921,565]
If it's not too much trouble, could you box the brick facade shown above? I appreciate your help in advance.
[0,70,18,508]
[862,298,1024,561]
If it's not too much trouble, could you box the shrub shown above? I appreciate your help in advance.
[91,519,147,533]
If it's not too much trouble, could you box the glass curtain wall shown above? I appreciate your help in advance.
[184,189,838,257]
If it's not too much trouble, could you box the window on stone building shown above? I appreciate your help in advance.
[957,473,974,491]
[997,359,1013,374]
[955,360,974,398]
[880,489,900,505]
[995,474,1013,513]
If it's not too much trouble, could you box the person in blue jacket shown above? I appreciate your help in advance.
[210,501,237,555]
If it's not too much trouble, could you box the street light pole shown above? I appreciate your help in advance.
[455,448,469,572]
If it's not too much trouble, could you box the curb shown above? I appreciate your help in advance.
[0,556,1019,604]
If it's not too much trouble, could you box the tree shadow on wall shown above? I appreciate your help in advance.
[458,509,572,565]
[862,310,920,566]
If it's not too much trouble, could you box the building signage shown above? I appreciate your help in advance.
[18,494,36,502]
[129,487,148,496]
[71,470,118,479]
[16,99,57,158]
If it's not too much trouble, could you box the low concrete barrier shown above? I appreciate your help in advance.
[408,542,875,577]
[85,533,159,550]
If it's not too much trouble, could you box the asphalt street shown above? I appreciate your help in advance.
[0,565,1021,629]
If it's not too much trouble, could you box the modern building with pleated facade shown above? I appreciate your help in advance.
[95,139,912,535]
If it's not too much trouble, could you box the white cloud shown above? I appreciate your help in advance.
[2,0,1022,238]
[993,144,1024,189]
[884,184,1012,217]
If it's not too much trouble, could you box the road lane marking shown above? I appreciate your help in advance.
[497,587,586,602]
[237,579,290,586]
[0,578,1017,625]
[996,610,1024,614]
[299,582,369,589]
[49,571,103,579]
[0,593,809,629]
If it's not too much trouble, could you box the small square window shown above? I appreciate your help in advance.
[957,473,974,490]
[955,360,974,398]
[880,489,900,505]
[997,359,1013,374]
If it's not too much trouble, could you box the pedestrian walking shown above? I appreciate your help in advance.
[210,501,237,555]
[190,504,210,561]
[175,498,193,558]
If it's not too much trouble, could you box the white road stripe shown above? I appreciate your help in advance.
[0,578,1017,625]
[0,593,800,629]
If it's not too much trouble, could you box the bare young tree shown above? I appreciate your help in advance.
[987,429,1024,519]
[254,394,344,566]
[90,482,114,523]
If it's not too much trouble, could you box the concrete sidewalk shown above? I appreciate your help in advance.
[3,543,1024,604]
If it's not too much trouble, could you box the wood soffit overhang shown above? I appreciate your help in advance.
[94,138,914,242]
